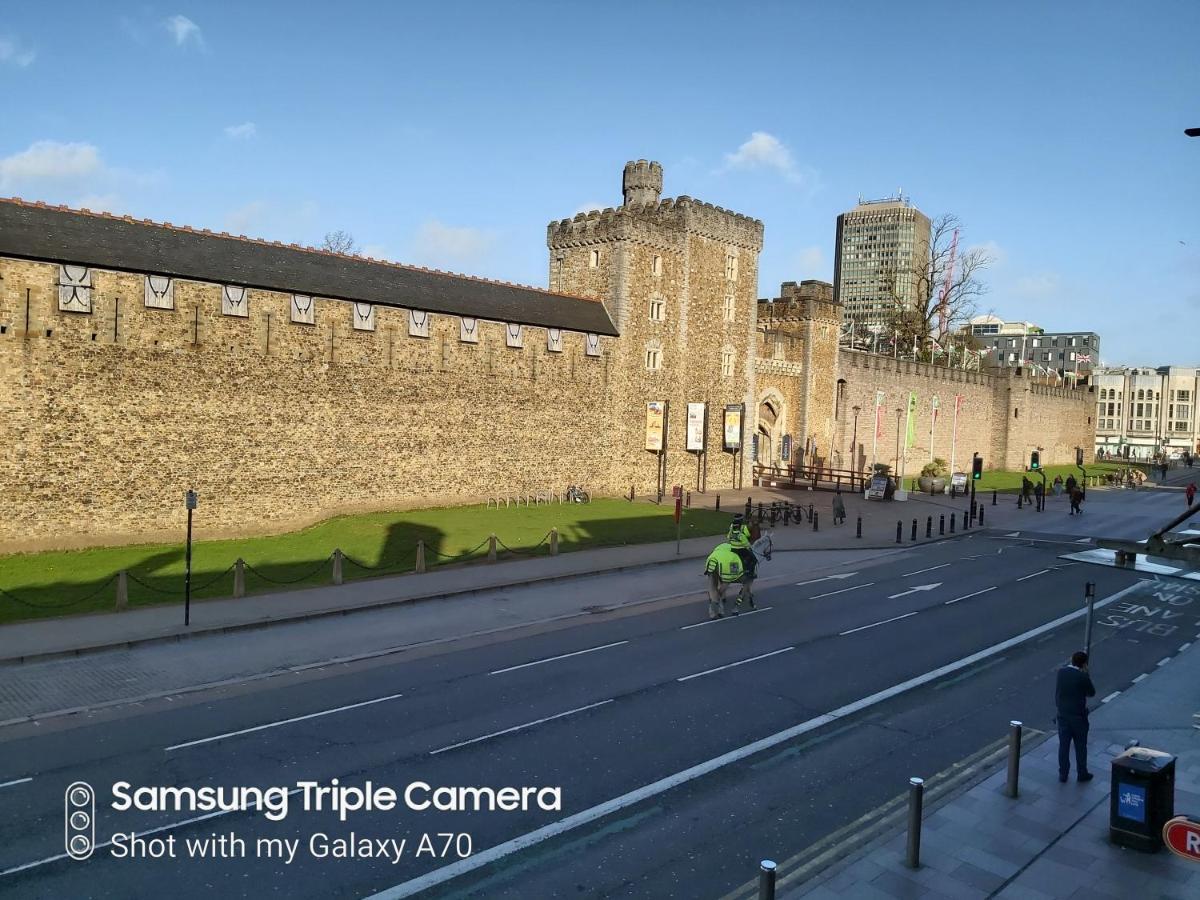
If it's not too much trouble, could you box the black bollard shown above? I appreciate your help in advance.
[745,498,753,519]
[950,512,956,533]
[856,516,862,538]
[686,491,691,509]
[808,503,814,523]
[992,489,997,506]
[970,500,977,522]
[911,518,917,541]
[978,505,985,525]
[813,511,819,532]
[939,514,945,535]
[1017,493,1023,509]
[757,502,765,523]
[896,521,902,543]
[926,516,932,538]
[715,493,721,512]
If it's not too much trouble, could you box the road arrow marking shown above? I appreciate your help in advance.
[1074,538,1093,544]
[1005,532,1021,537]
[811,583,874,599]
[795,573,858,587]
[887,583,942,599]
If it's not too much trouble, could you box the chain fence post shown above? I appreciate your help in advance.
[115,571,128,611]
[233,559,245,599]
[550,527,559,556]
[332,549,344,585]
[415,540,427,574]
[488,534,498,563]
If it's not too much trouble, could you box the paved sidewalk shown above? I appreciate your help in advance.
[0,488,1005,664]
[790,637,1200,898]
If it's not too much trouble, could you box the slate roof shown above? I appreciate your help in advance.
[0,198,618,336]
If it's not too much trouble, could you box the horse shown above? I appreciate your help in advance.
[707,532,773,619]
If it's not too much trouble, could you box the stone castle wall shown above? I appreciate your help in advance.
[0,258,620,551]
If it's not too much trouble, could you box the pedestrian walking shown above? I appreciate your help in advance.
[1034,480,1044,505]
[1069,486,1084,515]
[1187,482,1196,507]
[832,490,846,526]
[1052,474,1064,496]
[1064,473,1077,494]
[1055,650,1095,783]
[1021,476,1033,505]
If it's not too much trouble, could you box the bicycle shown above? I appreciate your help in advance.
[565,484,590,503]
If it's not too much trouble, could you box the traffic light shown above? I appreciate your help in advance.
[1076,447,1084,467]
[972,456,983,480]
[1030,450,1040,470]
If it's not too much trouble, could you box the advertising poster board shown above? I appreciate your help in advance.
[645,401,666,452]
[723,404,743,451]
[686,402,706,452]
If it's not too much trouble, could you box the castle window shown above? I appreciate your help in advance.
[505,323,524,348]
[773,337,785,360]
[725,255,738,281]
[721,349,735,378]
[222,285,249,318]
[645,347,662,371]
[145,275,175,310]
[58,265,93,314]
[723,295,735,322]
[353,303,376,332]
[589,249,600,268]
[649,297,665,322]
[652,255,662,277]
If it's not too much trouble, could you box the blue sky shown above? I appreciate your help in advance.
[2,1,1197,364]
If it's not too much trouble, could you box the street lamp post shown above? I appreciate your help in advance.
[184,489,198,627]
[895,407,903,476]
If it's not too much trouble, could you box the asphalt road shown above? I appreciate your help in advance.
[1,508,1195,899]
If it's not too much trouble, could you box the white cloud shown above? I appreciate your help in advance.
[1014,273,1060,298]
[223,200,269,235]
[410,221,496,271]
[572,201,606,216]
[0,35,36,67]
[0,141,102,188]
[795,245,824,274]
[719,131,817,188]
[224,122,257,140]
[165,15,203,47]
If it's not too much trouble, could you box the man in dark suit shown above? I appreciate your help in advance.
[1055,650,1096,782]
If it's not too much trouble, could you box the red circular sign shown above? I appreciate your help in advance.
[1162,816,1200,862]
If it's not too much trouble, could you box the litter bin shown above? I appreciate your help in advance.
[1110,746,1176,851]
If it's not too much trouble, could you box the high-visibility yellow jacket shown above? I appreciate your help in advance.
[705,543,746,583]
[727,523,752,549]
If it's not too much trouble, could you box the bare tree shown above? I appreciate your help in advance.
[878,214,993,352]
[320,230,360,255]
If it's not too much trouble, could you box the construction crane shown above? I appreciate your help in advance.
[936,228,959,338]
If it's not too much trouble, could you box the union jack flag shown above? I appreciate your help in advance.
[1077,353,1092,363]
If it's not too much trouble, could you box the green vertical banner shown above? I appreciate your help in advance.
[905,391,918,449]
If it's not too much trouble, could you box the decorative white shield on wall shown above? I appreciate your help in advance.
[144,275,174,310]
[58,265,92,313]
[505,323,524,348]
[585,333,601,357]
[291,294,315,325]
[547,328,563,353]
[459,317,480,343]
[352,302,376,332]
[409,310,430,338]
[222,285,248,318]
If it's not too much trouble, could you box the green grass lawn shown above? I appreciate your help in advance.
[973,461,1145,492]
[0,500,731,626]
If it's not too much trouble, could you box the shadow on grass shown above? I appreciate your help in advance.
[0,505,733,627]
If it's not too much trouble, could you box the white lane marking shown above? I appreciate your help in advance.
[1,785,307,876]
[1132,673,1150,683]
[0,777,32,790]
[358,580,1150,900]
[1157,657,1171,667]
[489,641,629,675]
[811,583,874,599]
[1102,691,1121,703]
[1005,532,1021,537]
[1017,569,1051,582]
[795,573,858,587]
[901,564,950,577]
[1074,538,1092,544]
[677,648,793,682]
[839,612,918,636]
[1181,642,1193,652]
[428,700,613,756]
[680,608,773,630]
[165,692,405,752]
[962,555,982,560]
[945,586,997,605]
[887,583,941,600]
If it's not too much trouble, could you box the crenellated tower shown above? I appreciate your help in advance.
[547,160,764,493]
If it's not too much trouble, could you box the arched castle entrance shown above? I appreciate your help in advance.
[756,390,788,469]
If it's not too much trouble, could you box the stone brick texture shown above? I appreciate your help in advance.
[0,163,1094,551]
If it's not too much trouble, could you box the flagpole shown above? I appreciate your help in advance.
[950,395,960,475]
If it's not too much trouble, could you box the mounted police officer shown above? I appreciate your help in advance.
[703,542,749,619]
[726,513,758,582]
